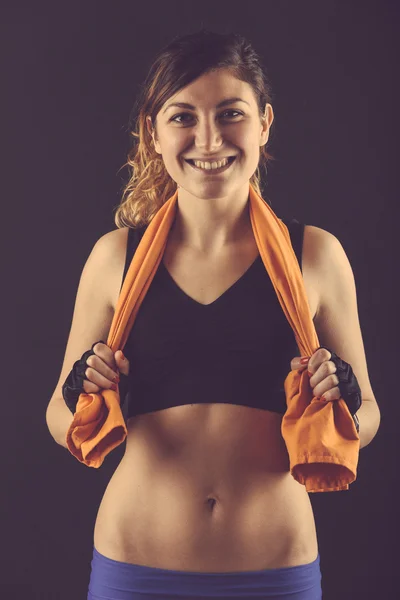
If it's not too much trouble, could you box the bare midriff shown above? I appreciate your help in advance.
[93,403,319,572]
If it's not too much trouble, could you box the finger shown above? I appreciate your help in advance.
[82,378,101,394]
[86,353,120,385]
[84,364,119,390]
[114,350,130,376]
[309,360,337,385]
[290,356,309,371]
[311,374,340,399]
[321,386,341,402]
[308,348,331,376]
[92,342,119,373]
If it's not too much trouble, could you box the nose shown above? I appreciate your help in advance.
[192,117,224,155]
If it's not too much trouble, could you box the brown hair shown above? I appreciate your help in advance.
[114,28,276,229]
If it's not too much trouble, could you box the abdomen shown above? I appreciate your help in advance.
[93,403,319,572]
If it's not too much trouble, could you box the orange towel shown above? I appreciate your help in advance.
[66,182,360,492]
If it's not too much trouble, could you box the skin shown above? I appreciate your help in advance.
[145,68,274,255]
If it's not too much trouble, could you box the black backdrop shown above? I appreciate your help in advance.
[2,1,398,599]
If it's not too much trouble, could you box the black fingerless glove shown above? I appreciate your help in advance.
[62,339,130,421]
[316,345,362,432]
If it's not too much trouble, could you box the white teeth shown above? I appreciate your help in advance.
[193,157,230,170]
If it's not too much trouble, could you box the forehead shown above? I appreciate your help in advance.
[162,70,255,111]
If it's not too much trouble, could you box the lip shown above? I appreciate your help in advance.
[184,156,236,175]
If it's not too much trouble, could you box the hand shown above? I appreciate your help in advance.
[291,347,339,403]
[83,343,130,394]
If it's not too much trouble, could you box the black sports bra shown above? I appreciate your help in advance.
[119,218,305,419]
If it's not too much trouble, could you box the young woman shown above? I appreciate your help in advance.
[47,28,377,600]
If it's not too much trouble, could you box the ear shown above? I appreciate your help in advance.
[260,103,274,146]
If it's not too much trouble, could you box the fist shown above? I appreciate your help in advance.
[291,348,339,402]
[82,343,130,394]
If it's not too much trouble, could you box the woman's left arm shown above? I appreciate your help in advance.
[303,226,381,449]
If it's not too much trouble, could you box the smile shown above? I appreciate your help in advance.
[184,156,236,175]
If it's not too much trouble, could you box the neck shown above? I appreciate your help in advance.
[171,182,253,254]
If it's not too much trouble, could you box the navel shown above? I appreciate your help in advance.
[205,496,218,511]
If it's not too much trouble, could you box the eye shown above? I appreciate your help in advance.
[169,109,243,124]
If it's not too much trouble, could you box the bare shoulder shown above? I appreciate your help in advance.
[302,224,339,269]
[100,226,130,262]
[302,224,340,319]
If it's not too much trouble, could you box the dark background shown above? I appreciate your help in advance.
[2,1,398,598]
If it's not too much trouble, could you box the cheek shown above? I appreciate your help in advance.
[158,146,181,168]
[167,141,187,165]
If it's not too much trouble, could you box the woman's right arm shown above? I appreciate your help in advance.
[45,229,124,448]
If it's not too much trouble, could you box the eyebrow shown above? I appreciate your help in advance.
[162,97,250,114]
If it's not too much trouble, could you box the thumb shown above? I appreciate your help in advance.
[115,350,130,376]
[290,356,309,371]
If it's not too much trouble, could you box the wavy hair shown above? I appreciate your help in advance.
[114,28,276,229]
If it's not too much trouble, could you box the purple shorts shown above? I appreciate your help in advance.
[87,545,322,599]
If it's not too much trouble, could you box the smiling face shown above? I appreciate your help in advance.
[146,68,274,199]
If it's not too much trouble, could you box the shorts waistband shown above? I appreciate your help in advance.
[88,546,322,599]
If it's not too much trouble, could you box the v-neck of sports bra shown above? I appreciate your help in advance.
[159,253,263,308]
